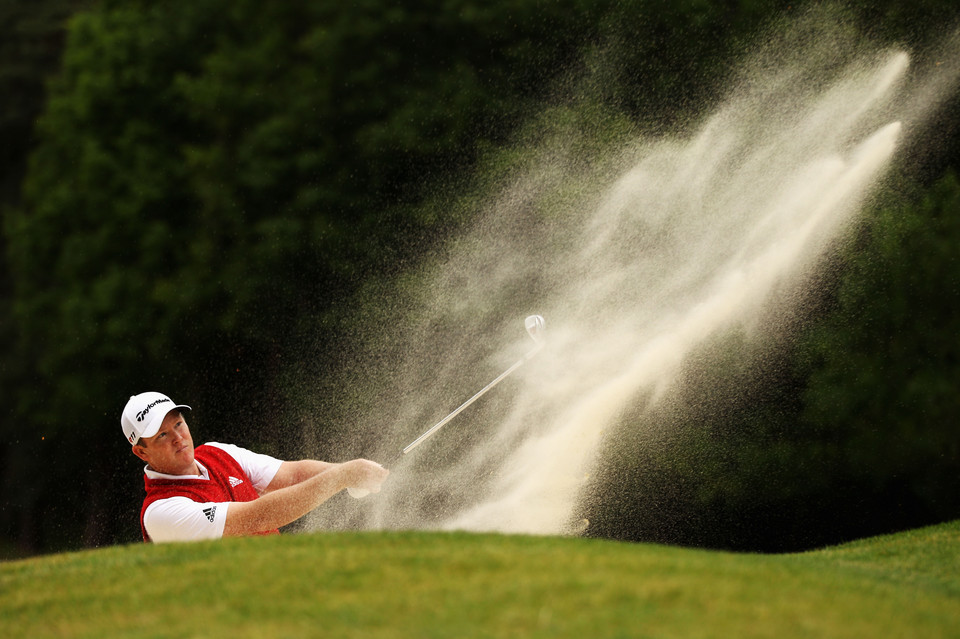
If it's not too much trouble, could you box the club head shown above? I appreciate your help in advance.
[524,314,546,344]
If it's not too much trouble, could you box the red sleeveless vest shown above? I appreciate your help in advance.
[140,444,280,542]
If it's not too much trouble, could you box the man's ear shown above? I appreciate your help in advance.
[132,444,150,463]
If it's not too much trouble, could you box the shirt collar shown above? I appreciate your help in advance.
[143,460,209,481]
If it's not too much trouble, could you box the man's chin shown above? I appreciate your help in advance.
[169,449,196,474]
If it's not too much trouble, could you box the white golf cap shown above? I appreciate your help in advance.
[121,391,191,445]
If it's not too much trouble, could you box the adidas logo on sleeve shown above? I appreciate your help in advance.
[202,506,217,523]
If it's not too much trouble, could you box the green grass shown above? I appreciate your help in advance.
[1,521,958,638]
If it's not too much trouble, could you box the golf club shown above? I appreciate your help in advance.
[402,314,545,454]
[348,315,546,498]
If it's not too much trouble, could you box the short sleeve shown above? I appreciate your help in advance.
[143,497,230,542]
[205,442,283,493]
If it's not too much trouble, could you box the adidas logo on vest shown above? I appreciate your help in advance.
[229,476,243,487]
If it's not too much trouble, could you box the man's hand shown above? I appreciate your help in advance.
[341,459,389,494]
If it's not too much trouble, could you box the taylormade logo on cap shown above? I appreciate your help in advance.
[121,392,191,445]
[136,397,171,422]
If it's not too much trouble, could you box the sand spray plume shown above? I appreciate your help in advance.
[302,14,960,536]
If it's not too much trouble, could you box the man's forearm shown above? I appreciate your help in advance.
[264,459,337,493]
[223,464,348,536]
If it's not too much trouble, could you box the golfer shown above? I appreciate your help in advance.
[122,391,389,543]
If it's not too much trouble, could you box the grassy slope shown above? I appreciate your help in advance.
[1,520,957,639]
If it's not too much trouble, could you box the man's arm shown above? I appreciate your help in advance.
[262,459,336,493]
[222,459,387,537]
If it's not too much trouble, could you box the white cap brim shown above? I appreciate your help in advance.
[138,403,191,440]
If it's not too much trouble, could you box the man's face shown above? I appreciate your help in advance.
[132,410,197,476]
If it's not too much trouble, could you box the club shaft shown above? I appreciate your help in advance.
[402,346,540,454]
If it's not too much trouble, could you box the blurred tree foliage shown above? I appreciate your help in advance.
[0,0,93,555]
[0,0,90,205]
[0,0,623,552]
[2,0,960,554]
[799,171,960,529]
[587,172,960,551]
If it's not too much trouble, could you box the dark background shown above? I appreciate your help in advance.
[1,0,958,555]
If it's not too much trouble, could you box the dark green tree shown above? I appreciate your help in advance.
[0,0,94,556]
[2,0,621,551]
[587,172,960,552]
[6,0,960,554]
[799,171,960,527]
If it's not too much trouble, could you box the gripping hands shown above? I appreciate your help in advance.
[343,459,389,499]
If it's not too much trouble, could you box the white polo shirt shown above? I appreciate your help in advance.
[142,442,283,543]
